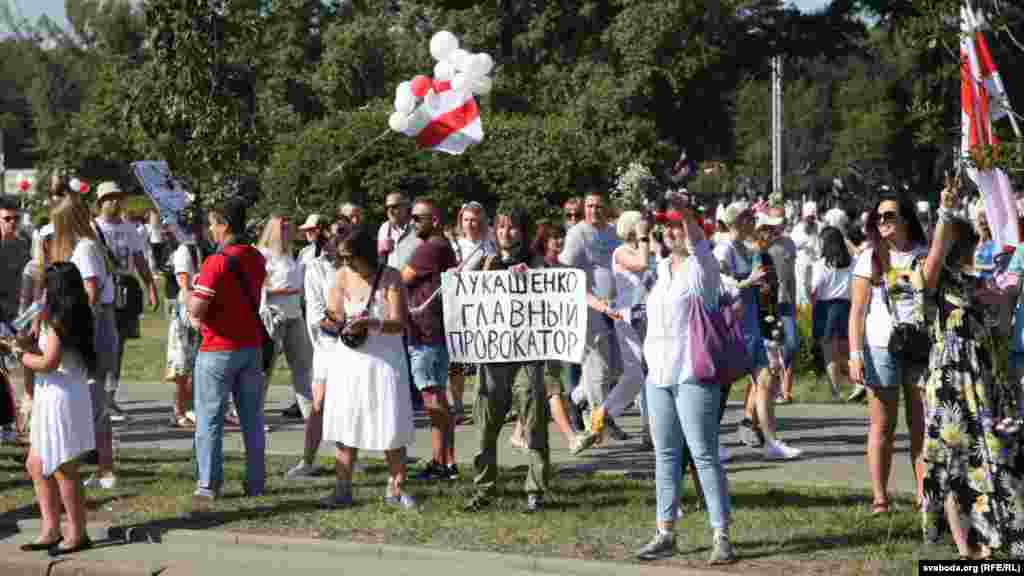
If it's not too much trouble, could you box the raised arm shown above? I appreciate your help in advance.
[922,175,960,293]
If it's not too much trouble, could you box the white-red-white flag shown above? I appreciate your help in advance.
[400,82,483,155]
[961,6,1018,249]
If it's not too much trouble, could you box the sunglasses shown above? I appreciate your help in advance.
[564,211,580,220]
[411,213,432,223]
[386,204,403,211]
[584,204,604,210]
[0,216,16,223]
[877,211,901,225]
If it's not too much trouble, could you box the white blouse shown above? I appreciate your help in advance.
[262,250,304,319]
[643,239,721,388]
[304,256,336,351]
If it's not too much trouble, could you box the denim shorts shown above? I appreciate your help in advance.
[863,345,927,391]
[408,344,449,391]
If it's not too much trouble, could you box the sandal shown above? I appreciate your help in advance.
[171,415,194,429]
[871,500,890,515]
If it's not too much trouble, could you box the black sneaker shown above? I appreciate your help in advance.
[415,461,448,481]
[446,464,460,480]
[282,403,303,419]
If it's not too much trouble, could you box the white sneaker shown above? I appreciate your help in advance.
[83,474,118,490]
[719,444,732,463]
[185,410,196,424]
[285,461,317,480]
[764,440,802,461]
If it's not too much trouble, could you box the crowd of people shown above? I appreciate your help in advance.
[2,169,1024,563]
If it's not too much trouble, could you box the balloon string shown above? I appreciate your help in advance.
[408,242,485,316]
[329,128,393,176]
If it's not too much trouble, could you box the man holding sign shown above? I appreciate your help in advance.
[463,205,554,513]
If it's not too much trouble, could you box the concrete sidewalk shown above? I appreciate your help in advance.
[0,519,735,576]
[108,380,916,495]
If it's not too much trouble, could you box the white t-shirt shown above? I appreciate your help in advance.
[94,219,145,276]
[454,237,496,271]
[71,238,115,305]
[261,249,304,319]
[810,259,851,301]
[851,246,927,348]
[172,243,199,284]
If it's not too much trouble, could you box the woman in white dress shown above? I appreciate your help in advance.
[165,224,204,428]
[318,226,415,509]
[14,262,96,555]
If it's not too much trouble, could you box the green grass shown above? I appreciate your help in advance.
[0,445,949,574]
[121,282,293,388]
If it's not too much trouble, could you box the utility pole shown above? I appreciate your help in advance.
[771,56,783,198]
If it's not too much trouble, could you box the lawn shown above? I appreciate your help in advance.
[0,445,949,575]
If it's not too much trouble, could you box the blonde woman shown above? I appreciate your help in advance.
[257,215,313,418]
[16,225,56,434]
[450,201,496,417]
[50,196,119,490]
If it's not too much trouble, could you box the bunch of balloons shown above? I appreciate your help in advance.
[69,178,91,194]
[389,30,495,133]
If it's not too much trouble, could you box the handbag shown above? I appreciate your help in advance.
[224,252,275,373]
[338,265,385,349]
[878,254,931,365]
[690,292,753,386]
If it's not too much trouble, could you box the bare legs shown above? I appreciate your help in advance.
[866,380,925,509]
[27,452,87,546]
[173,375,193,420]
[423,390,453,467]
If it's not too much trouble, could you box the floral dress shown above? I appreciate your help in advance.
[922,267,1024,555]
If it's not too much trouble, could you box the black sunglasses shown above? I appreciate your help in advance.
[564,211,580,220]
[877,211,901,225]
[0,216,16,223]
[411,214,432,223]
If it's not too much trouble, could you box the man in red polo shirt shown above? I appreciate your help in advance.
[189,196,267,500]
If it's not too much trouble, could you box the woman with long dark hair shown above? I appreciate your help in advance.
[811,226,853,400]
[319,226,415,508]
[848,193,930,514]
[15,262,97,555]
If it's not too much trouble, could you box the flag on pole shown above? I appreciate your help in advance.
[399,83,483,155]
[961,5,1019,249]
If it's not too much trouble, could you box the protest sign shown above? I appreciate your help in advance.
[131,161,189,226]
[442,269,586,364]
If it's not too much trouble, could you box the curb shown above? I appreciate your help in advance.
[3,522,737,576]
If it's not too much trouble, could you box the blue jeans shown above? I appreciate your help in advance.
[647,379,730,530]
[194,348,266,496]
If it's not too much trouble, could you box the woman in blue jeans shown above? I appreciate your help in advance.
[635,199,735,565]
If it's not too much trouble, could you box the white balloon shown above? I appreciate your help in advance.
[434,60,455,82]
[69,178,82,193]
[450,49,472,71]
[470,53,494,77]
[451,73,469,94]
[388,111,408,132]
[472,75,493,95]
[429,30,459,61]
[395,92,416,115]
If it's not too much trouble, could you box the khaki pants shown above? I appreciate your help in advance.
[473,361,550,496]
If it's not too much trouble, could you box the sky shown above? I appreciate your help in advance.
[21,0,834,26]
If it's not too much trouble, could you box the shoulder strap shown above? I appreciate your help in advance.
[364,265,386,314]
[222,250,263,329]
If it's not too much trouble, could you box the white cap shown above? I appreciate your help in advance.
[802,201,817,219]
[916,201,930,213]
[823,207,848,230]
[39,224,54,238]
[298,214,323,231]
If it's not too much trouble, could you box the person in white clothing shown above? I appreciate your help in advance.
[790,201,820,306]
[318,226,415,509]
[378,192,420,270]
[297,214,325,269]
[285,218,342,480]
[14,262,97,555]
[848,194,930,514]
[449,201,496,417]
[165,218,207,428]
[574,210,652,454]
[810,227,852,400]
[257,215,314,417]
[93,182,158,422]
[51,196,119,490]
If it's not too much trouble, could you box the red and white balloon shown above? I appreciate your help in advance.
[16,174,31,193]
[69,178,90,194]
[388,30,495,134]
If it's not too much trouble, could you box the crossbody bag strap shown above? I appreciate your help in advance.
[363,264,386,316]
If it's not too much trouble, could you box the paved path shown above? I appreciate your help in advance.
[107,380,916,495]
[1,380,918,575]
